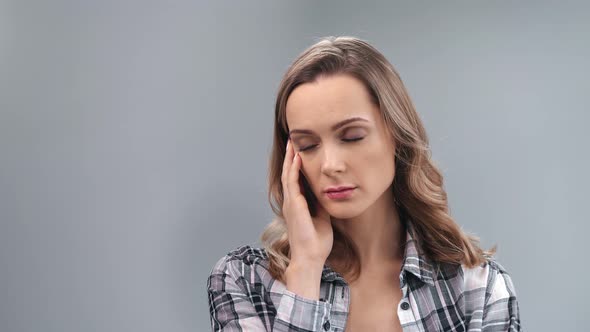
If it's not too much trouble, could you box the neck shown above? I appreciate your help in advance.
[331,190,405,270]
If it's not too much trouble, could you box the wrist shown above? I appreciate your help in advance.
[288,258,325,271]
[284,261,324,301]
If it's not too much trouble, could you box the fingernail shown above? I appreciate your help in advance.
[293,152,297,162]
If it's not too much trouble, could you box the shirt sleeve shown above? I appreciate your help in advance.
[207,254,333,332]
[481,261,522,332]
[273,288,333,331]
[206,255,268,331]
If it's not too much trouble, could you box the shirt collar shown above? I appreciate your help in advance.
[321,213,436,287]
[400,222,436,286]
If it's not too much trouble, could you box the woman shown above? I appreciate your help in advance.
[207,36,521,332]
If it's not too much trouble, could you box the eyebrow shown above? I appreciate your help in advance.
[288,117,369,136]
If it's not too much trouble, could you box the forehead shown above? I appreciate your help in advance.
[286,74,377,130]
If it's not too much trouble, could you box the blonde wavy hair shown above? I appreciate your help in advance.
[260,36,495,284]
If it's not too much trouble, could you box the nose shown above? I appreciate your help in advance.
[320,144,346,176]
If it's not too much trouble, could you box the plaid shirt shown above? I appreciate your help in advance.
[207,223,521,332]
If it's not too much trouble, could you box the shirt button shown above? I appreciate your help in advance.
[323,320,331,330]
[400,301,410,310]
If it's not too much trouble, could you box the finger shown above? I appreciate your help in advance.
[281,139,293,199]
[287,150,302,200]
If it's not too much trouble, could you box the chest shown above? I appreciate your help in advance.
[344,281,404,332]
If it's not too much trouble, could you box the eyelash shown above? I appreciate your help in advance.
[299,137,365,152]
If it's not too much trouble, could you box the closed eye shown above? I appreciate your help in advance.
[343,137,364,143]
[299,137,364,152]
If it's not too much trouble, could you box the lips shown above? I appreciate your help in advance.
[325,187,356,200]
[324,185,356,193]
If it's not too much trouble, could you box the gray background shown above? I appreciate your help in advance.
[1,1,588,331]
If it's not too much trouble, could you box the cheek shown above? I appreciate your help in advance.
[298,159,312,182]
[358,148,395,182]
[299,159,319,191]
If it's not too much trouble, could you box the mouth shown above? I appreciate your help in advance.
[324,187,356,200]
[323,185,357,193]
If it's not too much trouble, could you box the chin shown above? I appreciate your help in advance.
[325,203,365,220]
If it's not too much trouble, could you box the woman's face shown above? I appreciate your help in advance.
[286,74,396,219]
